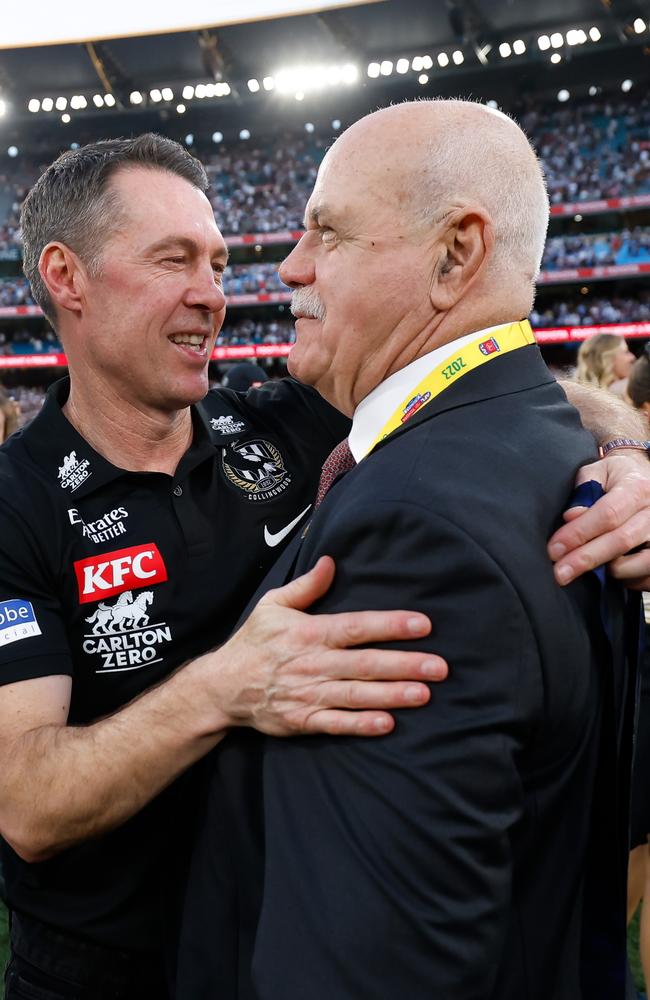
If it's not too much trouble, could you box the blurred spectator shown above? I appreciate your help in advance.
[0,385,20,441]
[542,227,650,270]
[530,291,650,327]
[221,362,270,391]
[575,332,635,394]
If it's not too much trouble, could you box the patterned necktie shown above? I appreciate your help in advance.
[315,439,356,508]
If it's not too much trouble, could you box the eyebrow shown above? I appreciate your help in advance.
[142,235,229,263]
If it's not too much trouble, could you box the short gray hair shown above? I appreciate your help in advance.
[21,133,209,325]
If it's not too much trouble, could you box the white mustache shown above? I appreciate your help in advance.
[290,286,327,322]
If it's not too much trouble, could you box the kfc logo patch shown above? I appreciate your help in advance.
[74,543,167,604]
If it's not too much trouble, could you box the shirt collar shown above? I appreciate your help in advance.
[25,377,220,497]
[348,323,513,462]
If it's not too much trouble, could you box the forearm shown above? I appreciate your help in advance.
[2,655,228,861]
[560,378,647,445]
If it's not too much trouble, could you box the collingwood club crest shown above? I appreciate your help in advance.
[222,438,291,502]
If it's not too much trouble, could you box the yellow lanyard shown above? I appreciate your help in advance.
[368,320,536,456]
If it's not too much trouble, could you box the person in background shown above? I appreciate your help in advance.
[576,333,636,397]
[625,347,650,998]
[221,361,269,392]
[0,386,20,443]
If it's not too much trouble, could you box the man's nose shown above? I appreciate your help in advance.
[279,235,315,289]
[185,263,227,314]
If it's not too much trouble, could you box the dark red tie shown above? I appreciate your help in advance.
[315,439,356,507]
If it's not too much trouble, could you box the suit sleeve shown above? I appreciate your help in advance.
[252,498,542,1000]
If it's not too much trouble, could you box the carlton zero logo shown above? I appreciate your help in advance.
[58,451,92,492]
[83,590,172,673]
[73,543,168,604]
[0,599,42,649]
[222,438,291,502]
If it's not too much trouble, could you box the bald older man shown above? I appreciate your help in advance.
[177,100,638,999]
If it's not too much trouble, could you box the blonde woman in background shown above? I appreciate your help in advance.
[0,386,19,443]
[576,332,635,396]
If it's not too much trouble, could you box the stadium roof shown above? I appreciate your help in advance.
[0,0,647,144]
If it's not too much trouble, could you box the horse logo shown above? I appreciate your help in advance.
[58,451,78,481]
[85,591,154,635]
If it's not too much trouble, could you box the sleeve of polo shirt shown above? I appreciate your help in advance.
[0,497,72,686]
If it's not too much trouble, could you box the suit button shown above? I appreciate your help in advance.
[173,485,183,497]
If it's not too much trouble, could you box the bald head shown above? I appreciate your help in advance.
[323,99,549,296]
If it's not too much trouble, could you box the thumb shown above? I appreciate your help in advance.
[263,555,336,611]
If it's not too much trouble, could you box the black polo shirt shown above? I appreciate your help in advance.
[0,376,349,952]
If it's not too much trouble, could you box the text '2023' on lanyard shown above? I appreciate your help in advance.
[368,319,536,456]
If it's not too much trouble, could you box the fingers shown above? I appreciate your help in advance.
[312,679,432,712]
[302,709,397,737]
[608,551,650,588]
[550,509,650,585]
[264,556,336,611]
[320,609,432,648]
[318,648,447,682]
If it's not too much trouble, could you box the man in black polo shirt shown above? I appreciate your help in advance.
[0,133,648,1000]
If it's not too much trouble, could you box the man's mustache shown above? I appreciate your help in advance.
[290,287,327,322]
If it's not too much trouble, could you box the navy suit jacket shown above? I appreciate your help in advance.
[176,345,633,1000]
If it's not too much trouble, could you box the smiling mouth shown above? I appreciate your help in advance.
[169,333,209,354]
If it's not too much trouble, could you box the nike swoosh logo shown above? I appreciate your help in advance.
[264,505,312,548]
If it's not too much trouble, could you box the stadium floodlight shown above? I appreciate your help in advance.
[0,103,6,118]
[396,58,409,74]
[487,100,498,109]
[182,85,194,100]
[28,99,40,113]
[557,89,570,102]
[304,122,315,132]
[550,52,562,63]
[7,146,18,157]
[589,26,601,41]
[513,39,526,55]
[588,85,598,96]
[367,62,380,78]
[55,96,67,111]
[295,91,304,100]
[412,56,424,71]
[380,60,393,75]
[130,91,143,104]
[92,94,104,108]
[218,83,231,96]
[161,87,174,101]
[239,129,251,140]
[70,142,80,150]
[566,29,587,45]
[248,79,260,92]
[263,76,275,91]
[622,79,633,92]
[176,103,186,113]
[70,95,87,110]
[331,118,341,129]
[422,55,433,69]
[537,34,551,50]
[499,42,512,58]
[550,32,563,48]
[61,113,71,123]
[104,93,116,107]
[41,97,54,111]
[634,18,646,33]
[150,89,162,102]
[212,131,223,143]
[195,84,206,98]
[341,64,358,84]
[204,83,216,97]
[418,74,429,85]
[185,133,194,146]
[437,52,449,67]
[452,50,464,64]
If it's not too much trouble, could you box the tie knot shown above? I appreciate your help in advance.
[315,439,356,508]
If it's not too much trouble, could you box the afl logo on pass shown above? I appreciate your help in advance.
[0,599,42,648]
[74,543,168,604]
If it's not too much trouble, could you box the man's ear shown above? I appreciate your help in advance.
[429,207,493,312]
[39,242,86,315]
